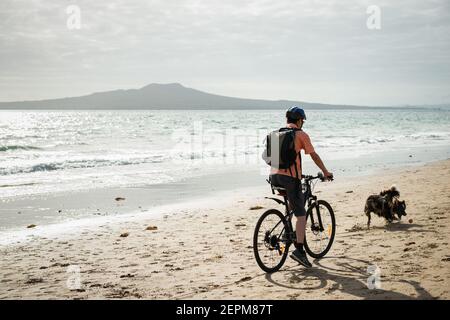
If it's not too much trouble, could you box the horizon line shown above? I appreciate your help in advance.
[0,82,449,108]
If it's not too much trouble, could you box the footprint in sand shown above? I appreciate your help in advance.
[171,267,183,271]
[25,277,44,284]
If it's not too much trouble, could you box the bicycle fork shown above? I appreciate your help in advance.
[308,197,325,233]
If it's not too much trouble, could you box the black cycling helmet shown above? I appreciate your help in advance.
[286,106,306,120]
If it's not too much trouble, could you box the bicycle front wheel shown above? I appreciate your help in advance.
[304,200,336,259]
[253,209,291,273]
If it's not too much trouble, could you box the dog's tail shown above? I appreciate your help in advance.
[380,185,400,198]
[390,185,400,197]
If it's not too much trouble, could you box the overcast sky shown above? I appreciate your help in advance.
[0,0,449,106]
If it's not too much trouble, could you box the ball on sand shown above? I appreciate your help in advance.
[408,218,413,224]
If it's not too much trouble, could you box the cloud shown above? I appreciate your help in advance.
[0,0,449,105]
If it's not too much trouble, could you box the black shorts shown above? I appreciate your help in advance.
[270,174,306,217]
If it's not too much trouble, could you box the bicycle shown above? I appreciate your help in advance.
[253,172,336,273]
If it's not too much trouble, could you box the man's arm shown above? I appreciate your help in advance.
[309,152,333,180]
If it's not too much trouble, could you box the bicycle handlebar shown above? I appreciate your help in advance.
[302,172,334,182]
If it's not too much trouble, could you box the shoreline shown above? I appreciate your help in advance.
[0,158,449,299]
[1,144,449,234]
[0,184,266,246]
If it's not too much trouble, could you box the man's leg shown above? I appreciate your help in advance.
[285,181,308,250]
[286,182,306,249]
[287,182,312,267]
[296,216,306,249]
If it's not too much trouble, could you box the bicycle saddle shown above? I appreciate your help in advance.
[272,186,287,196]
[266,179,287,196]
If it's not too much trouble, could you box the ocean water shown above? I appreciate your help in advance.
[0,109,450,236]
[1,109,450,200]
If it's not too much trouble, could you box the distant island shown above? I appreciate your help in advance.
[0,83,442,110]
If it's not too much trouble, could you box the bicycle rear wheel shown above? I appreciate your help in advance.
[253,209,291,273]
[304,200,336,259]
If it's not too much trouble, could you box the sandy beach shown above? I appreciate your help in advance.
[1,159,449,300]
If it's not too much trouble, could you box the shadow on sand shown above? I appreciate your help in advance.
[265,256,435,299]
[345,220,435,235]
[374,221,433,233]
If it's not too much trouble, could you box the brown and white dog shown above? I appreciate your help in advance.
[364,186,405,228]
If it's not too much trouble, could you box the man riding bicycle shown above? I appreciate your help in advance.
[269,106,333,268]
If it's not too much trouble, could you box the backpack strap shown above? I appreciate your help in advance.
[293,128,301,181]
[294,159,299,180]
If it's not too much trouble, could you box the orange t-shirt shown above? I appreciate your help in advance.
[270,123,315,179]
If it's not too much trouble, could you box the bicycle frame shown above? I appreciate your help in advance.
[265,177,325,245]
